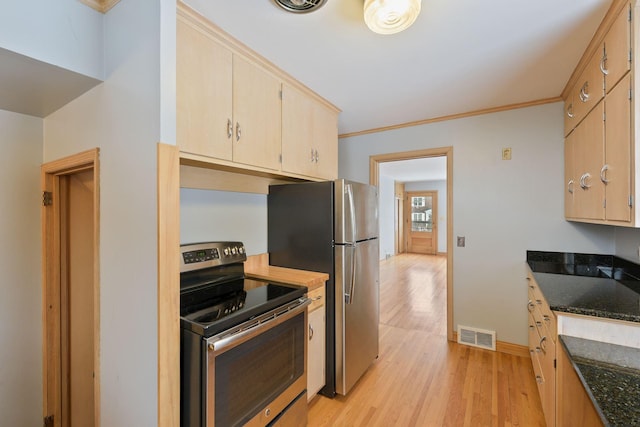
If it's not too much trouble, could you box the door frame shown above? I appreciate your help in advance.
[404,190,438,255]
[42,148,100,427]
[370,147,453,341]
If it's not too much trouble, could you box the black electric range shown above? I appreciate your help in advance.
[179,241,307,338]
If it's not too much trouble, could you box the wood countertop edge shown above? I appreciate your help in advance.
[245,265,328,291]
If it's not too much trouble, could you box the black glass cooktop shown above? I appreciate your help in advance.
[180,278,307,338]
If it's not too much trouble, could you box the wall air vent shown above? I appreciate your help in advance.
[457,326,496,351]
[272,0,327,13]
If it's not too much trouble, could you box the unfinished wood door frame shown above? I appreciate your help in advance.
[42,148,100,427]
[370,147,453,341]
[404,190,438,255]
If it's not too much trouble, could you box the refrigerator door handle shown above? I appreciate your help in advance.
[345,244,356,304]
[346,183,357,245]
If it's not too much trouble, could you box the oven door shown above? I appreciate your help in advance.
[205,298,310,427]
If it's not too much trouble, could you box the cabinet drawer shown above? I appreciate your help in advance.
[307,287,325,313]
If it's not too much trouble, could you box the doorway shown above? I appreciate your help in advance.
[42,149,100,427]
[405,190,438,254]
[370,147,453,341]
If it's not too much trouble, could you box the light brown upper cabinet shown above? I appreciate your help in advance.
[176,4,340,182]
[177,18,233,162]
[281,83,338,180]
[603,4,631,93]
[177,18,281,171]
[563,1,634,226]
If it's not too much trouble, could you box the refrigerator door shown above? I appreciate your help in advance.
[335,180,379,244]
[335,237,379,395]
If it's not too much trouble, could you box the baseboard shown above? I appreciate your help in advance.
[452,331,529,358]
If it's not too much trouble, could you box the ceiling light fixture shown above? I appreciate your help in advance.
[363,0,421,35]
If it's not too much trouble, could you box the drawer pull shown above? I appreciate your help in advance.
[310,295,323,301]
[539,336,547,355]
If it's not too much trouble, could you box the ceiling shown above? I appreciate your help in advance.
[379,157,447,182]
[182,0,613,136]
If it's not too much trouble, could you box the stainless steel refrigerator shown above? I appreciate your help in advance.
[268,179,379,397]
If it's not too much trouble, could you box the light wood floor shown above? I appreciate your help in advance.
[308,253,545,427]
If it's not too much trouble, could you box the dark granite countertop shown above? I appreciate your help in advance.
[559,335,640,426]
[527,251,640,323]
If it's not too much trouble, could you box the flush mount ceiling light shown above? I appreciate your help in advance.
[272,0,327,13]
[364,0,422,35]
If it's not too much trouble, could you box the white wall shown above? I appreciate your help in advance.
[0,0,103,79]
[378,174,395,259]
[339,102,615,345]
[42,0,166,424]
[615,228,640,262]
[181,189,268,255]
[0,110,43,427]
[405,180,447,253]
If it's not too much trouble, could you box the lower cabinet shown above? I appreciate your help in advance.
[556,342,603,427]
[307,286,326,401]
[527,273,557,427]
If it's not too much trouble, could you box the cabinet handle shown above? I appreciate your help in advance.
[600,164,610,184]
[536,321,542,327]
[600,52,609,75]
[580,173,592,189]
[538,336,547,354]
[579,81,590,102]
[536,375,544,384]
[235,122,241,141]
[314,149,319,163]
[536,299,542,305]
[309,323,314,340]
[227,119,233,139]
[566,103,574,118]
[527,300,535,312]
[568,179,574,194]
[310,148,315,163]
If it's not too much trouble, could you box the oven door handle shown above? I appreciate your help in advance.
[207,298,311,353]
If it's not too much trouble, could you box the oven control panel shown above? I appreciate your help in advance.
[180,242,246,273]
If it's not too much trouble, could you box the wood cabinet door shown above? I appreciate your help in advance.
[281,83,315,177]
[177,19,233,160]
[557,343,604,427]
[232,55,282,171]
[564,132,576,219]
[307,307,325,401]
[282,84,338,180]
[604,73,632,222]
[573,50,605,125]
[311,101,338,180]
[604,3,631,93]
[574,102,605,220]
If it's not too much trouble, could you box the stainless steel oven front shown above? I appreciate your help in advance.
[182,297,310,427]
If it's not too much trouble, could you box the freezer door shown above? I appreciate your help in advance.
[334,180,379,244]
[335,238,379,395]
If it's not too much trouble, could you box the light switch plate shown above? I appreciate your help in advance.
[502,148,512,160]
[457,236,465,247]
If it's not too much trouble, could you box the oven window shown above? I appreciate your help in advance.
[215,312,305,427]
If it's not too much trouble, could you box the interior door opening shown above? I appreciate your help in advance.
[42,149,100,427]
[370,148,453,341]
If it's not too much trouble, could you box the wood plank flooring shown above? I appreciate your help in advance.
[308,254,545,427]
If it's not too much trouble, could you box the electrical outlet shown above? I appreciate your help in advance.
[457,236,465,247]
[502,148,512,160]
